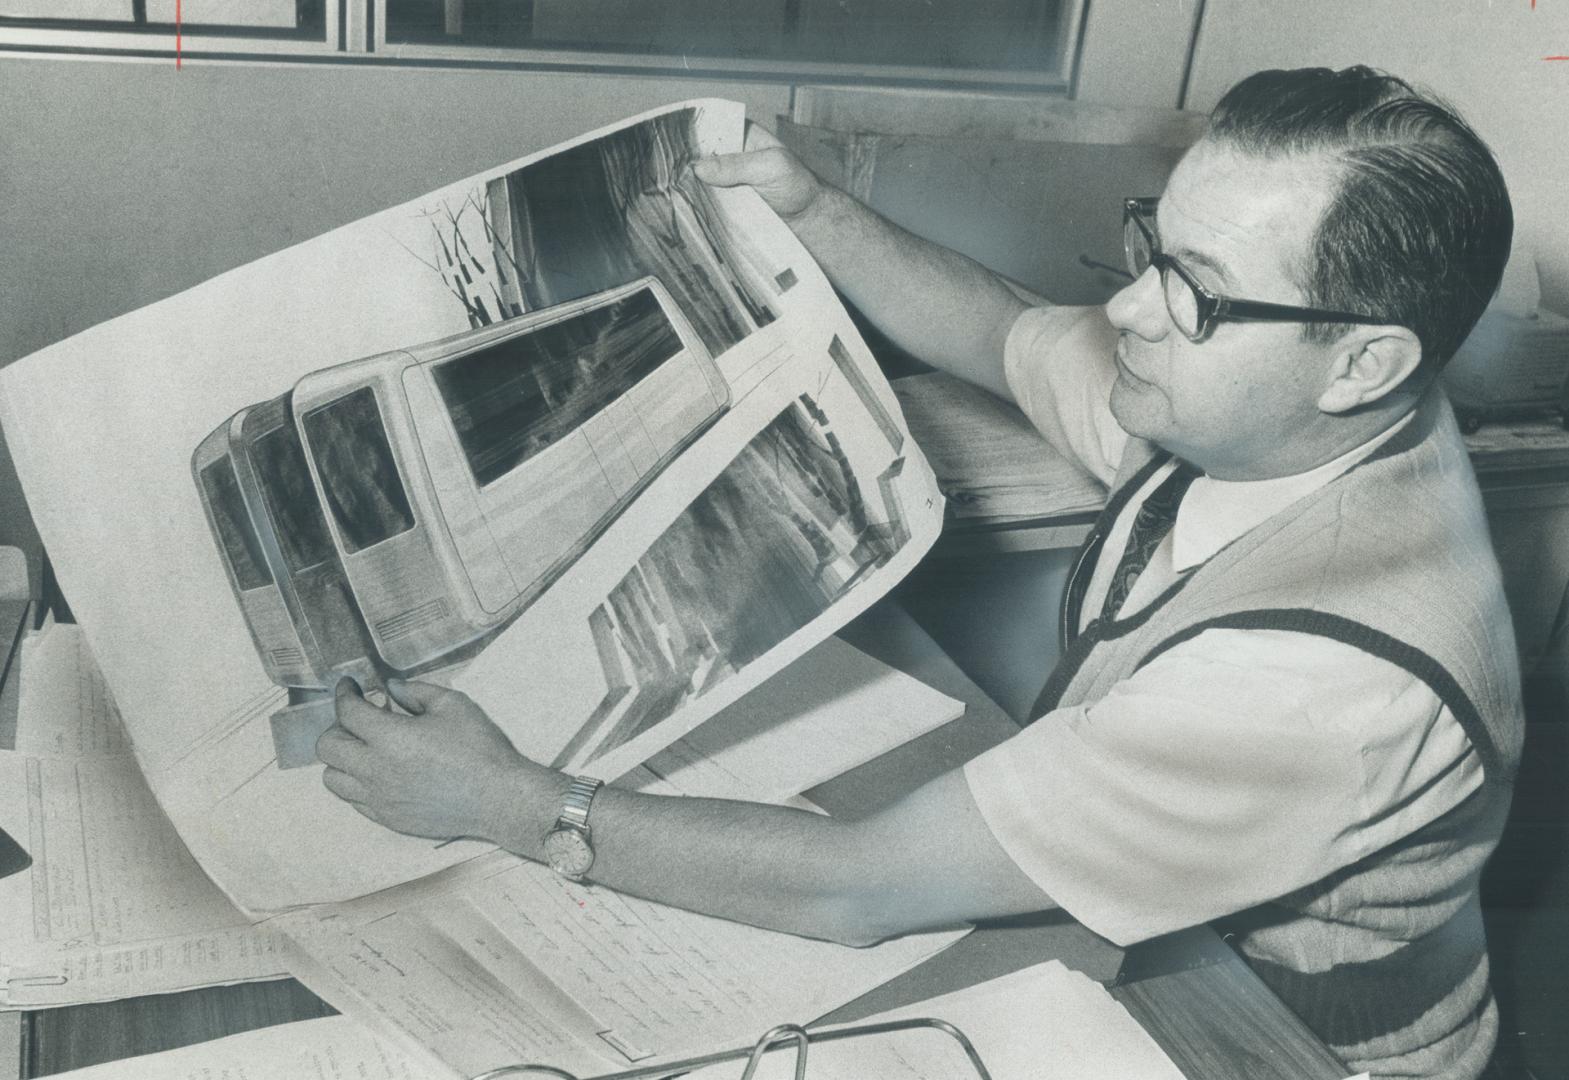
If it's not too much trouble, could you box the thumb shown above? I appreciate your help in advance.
[334,675,363,706]
[690,150,764,189]
[386,677,450,716]
[741,120,784,153]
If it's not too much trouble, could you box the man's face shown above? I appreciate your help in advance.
[1104,139,1346,479]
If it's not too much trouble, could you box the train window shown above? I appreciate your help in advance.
[251,423,338,573]
[199,456,274,591]
[433,287,683,487]
[302,387,416,555]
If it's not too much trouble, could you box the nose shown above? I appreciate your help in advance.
[1105,266,1170,341]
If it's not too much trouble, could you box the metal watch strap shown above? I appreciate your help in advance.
[555,775,602,832]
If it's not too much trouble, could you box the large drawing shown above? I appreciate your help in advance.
[0,101,944,909]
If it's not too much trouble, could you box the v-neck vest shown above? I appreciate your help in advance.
[1035,388,1523,1074]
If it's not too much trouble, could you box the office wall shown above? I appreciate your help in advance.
[1184,0,1569,316]
[0,57,794,590]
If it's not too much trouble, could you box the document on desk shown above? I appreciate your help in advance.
[680,961,1185,1080]
[0,622,287,1008]
[280,859,966,1079]
[0,100,944,912]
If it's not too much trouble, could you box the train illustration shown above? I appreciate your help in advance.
[193,277,727,697]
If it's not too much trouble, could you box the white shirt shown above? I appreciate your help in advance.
[960,306,1483,945]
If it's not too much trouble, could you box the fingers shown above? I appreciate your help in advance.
[691,148,785,189]
[385,677,453,716]
[321,764,367,805]
[315,722,365,771]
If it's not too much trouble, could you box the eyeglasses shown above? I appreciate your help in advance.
[1122,197,1389,343]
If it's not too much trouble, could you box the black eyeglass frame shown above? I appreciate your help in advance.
[1123,197,1392,344]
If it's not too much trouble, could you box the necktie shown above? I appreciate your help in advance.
[1097,461,1200,621]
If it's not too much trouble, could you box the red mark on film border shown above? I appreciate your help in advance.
[175,0,181,70]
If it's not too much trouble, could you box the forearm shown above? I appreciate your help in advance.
[321,679,1055,945]
[488,767,1054,947]
[786,186,1030,400]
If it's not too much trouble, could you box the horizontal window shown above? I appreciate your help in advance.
[0,0,1075,89]
[386,0,1067,77]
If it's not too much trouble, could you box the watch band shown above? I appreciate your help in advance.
[555,775,603,832]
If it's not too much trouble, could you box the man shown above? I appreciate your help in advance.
[318,67,1522,1079]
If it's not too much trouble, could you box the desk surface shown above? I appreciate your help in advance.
[17,602,1344,1079]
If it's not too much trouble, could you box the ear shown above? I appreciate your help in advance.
[1316,326,1423,413]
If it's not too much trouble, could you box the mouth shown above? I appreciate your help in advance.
[1114,338,1152,387]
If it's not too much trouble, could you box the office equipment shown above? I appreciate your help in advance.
[471,1017,992,1080]
[1443,307,1569,430]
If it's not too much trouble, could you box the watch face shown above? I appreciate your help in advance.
[543,826,594,880]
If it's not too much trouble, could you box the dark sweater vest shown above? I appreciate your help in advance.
[1034,388,1523,1079]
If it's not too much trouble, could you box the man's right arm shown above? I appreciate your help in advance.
[694,134,1030,401]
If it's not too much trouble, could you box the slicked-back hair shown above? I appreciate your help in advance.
[1207,66,1513,374]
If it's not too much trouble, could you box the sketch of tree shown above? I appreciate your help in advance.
[394,187,526,330]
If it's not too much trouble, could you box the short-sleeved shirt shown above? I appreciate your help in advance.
[961,306,1483,945]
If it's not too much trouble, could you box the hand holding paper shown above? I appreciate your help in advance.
[693,126,823,222]
[319,677,548,843]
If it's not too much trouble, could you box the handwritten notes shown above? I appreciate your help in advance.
[283,860,964,1079]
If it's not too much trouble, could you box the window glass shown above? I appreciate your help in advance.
[251,422,337,573]
[302,387,416,555]
[434,286,683,487]
[384,0,1064,76]
[199,455,274,591]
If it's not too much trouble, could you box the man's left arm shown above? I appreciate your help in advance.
[317,678,1055,946]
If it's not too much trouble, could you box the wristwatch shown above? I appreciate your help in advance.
[542,775,603,882]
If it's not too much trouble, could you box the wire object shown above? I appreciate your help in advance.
[470,1016,993,1080]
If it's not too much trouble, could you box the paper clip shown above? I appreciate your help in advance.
[470,1016,992,1080]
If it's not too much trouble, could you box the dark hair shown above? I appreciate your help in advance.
[1207,66,1513,373]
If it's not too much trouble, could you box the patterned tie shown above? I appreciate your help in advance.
[1097,461,1201,621]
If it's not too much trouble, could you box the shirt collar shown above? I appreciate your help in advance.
[1170,411,1416,574]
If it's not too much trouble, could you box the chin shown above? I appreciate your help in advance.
[1108,378,1165,443]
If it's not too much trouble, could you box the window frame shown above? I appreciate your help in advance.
[0,0,1086,91]
[0,5,344,58]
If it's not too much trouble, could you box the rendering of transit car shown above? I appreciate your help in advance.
[289,277,728,674]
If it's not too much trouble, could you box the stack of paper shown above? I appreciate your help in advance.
[0,621,288,1008]
[893,372,1107,525]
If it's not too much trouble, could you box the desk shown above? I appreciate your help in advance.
[14,601,1344,1080]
